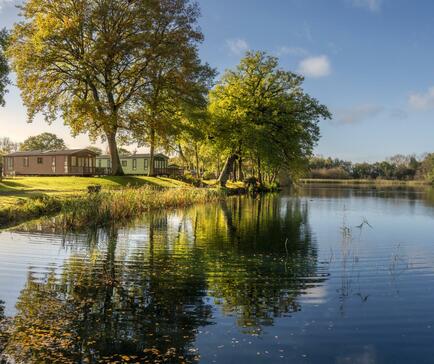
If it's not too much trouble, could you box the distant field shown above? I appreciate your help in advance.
[0,176,189,208]
[300,178,430,186]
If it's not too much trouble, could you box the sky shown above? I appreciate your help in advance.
[1,0,434,162]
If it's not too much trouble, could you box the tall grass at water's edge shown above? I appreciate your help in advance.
[300,178,430,186]
[0,186,224,229]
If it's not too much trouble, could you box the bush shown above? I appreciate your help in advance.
[310,167,350,179]
[202,171,216,180]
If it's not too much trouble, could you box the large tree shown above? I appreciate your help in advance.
[0,28,9,107]
[130,26,215,176]
[208,51,331,187]
[8,0,205,175]
[20,132,66,151]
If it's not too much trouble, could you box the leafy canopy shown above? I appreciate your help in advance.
[0,28,10,107]
[20,132,66,151]
[8,0,205,174]
[209,51,331,176]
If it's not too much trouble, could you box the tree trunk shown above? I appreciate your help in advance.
[238,157,244,181]
[195,143,200,178]
[107,131,123,176]
[218,154,238,187]
[232,160,238,182]
[216,158,221,178]
[257,156,263,186]
[178,144,189,168]
[148,127,155,176]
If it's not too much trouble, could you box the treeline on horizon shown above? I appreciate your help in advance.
[309,154,434,181]
[0,0,331,188]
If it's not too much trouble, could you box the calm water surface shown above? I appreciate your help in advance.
[2,185,434,363]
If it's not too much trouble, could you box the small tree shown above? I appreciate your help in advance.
[20,132,66,151]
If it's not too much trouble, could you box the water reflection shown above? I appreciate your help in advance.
[0,195,319,363]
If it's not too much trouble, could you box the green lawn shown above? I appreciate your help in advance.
[0,176,189,208]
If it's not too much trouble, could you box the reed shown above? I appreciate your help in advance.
[0,186,225,229]
[300,178,430,186]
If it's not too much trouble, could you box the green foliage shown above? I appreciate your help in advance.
[8,0,207,175]
[309,154,426,181]
[0,28,9,107]
[208,51,331,186]
[20,132,66,151]
[85,146,102,156]
[118,147,131,156]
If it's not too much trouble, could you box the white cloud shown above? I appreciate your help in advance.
[226,38,249,56]
[350,0,382,12]
[334,104,383,124]
[409,87,434,110]
[276,46,308,57]
[298,55,331,78]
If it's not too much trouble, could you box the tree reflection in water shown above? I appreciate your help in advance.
[1,194,326,363]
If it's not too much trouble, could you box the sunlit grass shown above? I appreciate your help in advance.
[202,179,246,188]
[0,182,225,229]
[0,176,190,207]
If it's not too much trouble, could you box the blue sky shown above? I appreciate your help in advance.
[1,0,434,161]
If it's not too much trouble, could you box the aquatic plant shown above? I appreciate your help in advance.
[60,186,224,229]
[0,186,225,229]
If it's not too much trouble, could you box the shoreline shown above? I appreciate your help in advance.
[300,178,431,186]
[0,185,228,230]
[0,176,278,230]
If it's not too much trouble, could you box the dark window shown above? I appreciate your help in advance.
[122,160,127,167]
[23,157,29,167]
[37,157,43,164]
[98,159,101,168]
[132,159,137,170]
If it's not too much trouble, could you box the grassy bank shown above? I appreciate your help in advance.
[0,176,189,208]
[0,185,224,229]
[300,178,431,186]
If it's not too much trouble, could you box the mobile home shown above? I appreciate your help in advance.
[2,149,107,176]
[96,153,182,175]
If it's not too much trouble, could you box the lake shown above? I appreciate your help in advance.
[2,184,434,363]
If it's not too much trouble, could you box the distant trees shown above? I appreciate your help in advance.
[0,137,19,154]
[118,148,132,156]
[208,51,330,187]
[0,28,9,106]
[0,137,19,171]
[308,154,432,181]
[20,133,66,152]
[85,146,103,156]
